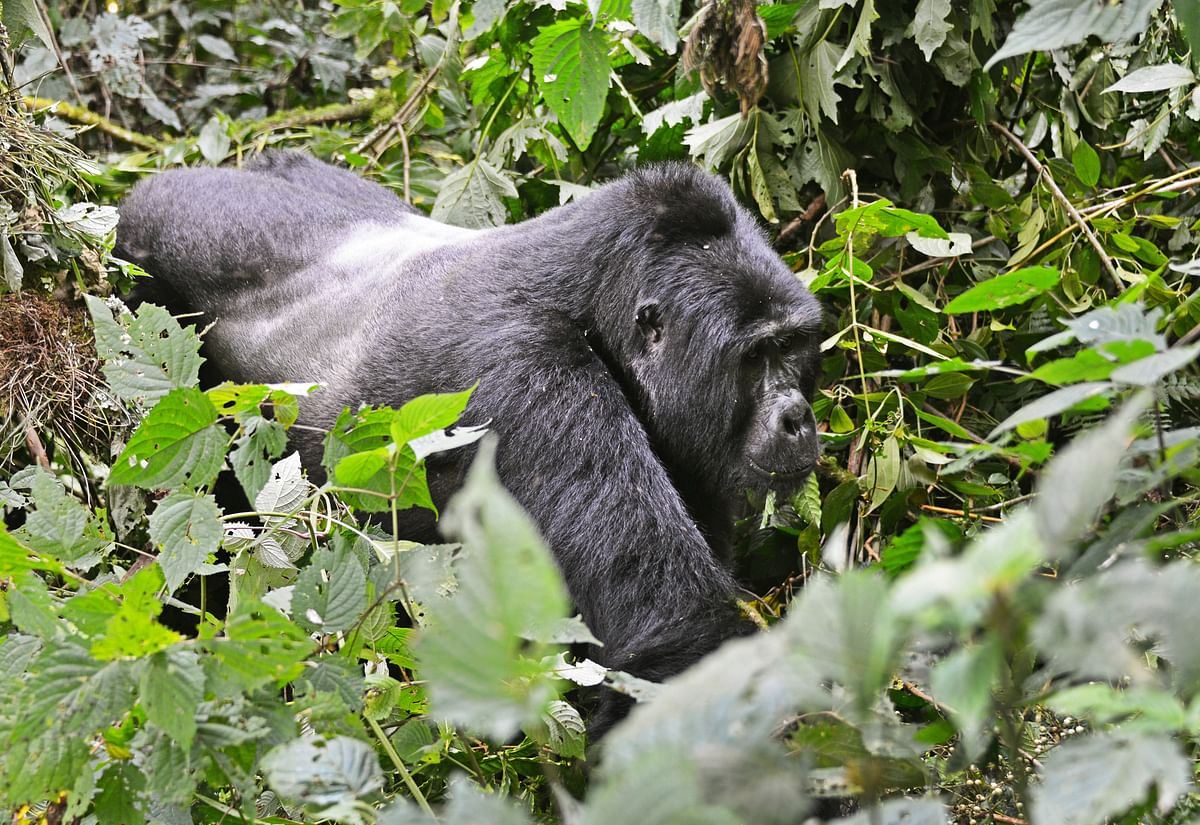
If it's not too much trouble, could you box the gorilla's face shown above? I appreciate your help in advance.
[629,228,822,506]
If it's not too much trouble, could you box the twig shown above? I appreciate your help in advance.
[22,419,50,470]
[773,192,826,250]
[991,120,1122,293]
[33,0,84,106]
[920,504,1003,523]
[21,96,165,149]
[367,717,436,818]
[249,97,381,133]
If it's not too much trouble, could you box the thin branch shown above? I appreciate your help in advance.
[21,95,165,149]
[991,120,1122,293]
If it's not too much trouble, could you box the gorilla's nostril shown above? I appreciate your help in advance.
[782,414,800,437]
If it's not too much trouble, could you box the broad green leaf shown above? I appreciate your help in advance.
[1104,62,1195,93]
[391,386,476,445]
[85,295,203,406]
[292,545,368,635]
[432,157,518,228]
[15,470,100,564]
[801,40,844,124]
[908,0,953,61]
[93,763,148,825]
[325,406,435,513]
[464,0,507,38]
[1033,395,1149,554]
[985,0,1164,69]
[632,0,681,53]
[1178,0,1200,57]
[943,266,1060,313]
[262,736,383,809]
[1049,684,1188,733]
[148,490,222,591]
[532,18,613,150]
[417,439,569,740]
[1028,349,1117,385]
[1110,343,1200,386]
[230,415,288,500]
[197,116,230,165]
[539,699,587,758]
[929,640,1001,762]
[204,601,311,692]
[989,381,1112,437]
[1071,140,1101,186]
[2,0,54,49]
[1031,732,1190,825]
[91,566,183,660]
[685,112,752,168]
[109,388,225,490]
[1064,303,1166,351]
[139,647,204,750]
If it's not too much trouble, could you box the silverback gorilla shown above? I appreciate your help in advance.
[115,151,822,722]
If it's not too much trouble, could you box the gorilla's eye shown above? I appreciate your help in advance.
[745,342,764,363]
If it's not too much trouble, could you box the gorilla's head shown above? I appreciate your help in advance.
[594,165,823,528]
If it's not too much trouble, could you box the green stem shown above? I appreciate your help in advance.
[368,717,437,818]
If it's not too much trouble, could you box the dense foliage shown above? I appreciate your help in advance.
[2,0,1200,822]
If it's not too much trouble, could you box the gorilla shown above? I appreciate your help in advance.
[115,151,822,716]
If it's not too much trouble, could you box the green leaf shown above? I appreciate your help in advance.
[417,439,569,740]
[943,266,1060,313]
[261,736,384,810]
[148,490,222,591]
[432,157,519,228]
[85,295,203,407]
[91,566,184,660]
[205,601,311,692]
[985,0,1164,70]
[391,386,476,445]
[1110,344,1200,386]
[538,699,587,758]
[929,640,1001,762]
[1104,62,1195,93]
[2,0,55,49]
[1049,684,1188,733]
[0,524,63,577]
[139,648,204,750]
[230,415,288,500]
[908,0,953,60]
[800,40,844,124]
[324,406,435,513]
[989,381,1112,437]
[632,0,681,52]
[1031,732,1190,825]
[1178,0,1200,57]
[109,388,225,490]
[532,18,613,150]
[17,469,100,564]
[292,545,368,635]
[1071,140,1101,187]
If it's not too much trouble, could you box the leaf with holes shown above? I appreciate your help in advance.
[109,388,225,490]
[148,490,222,591]
[85,295,203,407]
[532,18,612,150]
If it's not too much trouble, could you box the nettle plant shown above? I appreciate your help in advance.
[0,277,1198,823]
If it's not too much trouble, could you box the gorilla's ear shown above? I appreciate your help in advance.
[635,301,664,344]
[638,166,736,241]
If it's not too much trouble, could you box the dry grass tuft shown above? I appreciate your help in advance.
[0,293,131,475]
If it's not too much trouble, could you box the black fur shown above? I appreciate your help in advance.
[116,152,822,722]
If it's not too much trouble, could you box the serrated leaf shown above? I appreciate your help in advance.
[205,601,310,691]
[85,295,203,406]
[1065,303,1167,351]
[91,566,183,660]
[632,0,681,52]
[985,0,1165,70]
[230,416,288,500]
[532,18,613,150]
[391,386,475,445]
[2,0,54,49]
[324,407,436,514]
[1031,732,1190,825]
[149,490,222,591]
[801,40,844,124]
[685,112,752,168]
[944,266,1060,313]
[262,736,383,809]
[292,545,367,635]
[18,469,97,563]
[139,647,204,749]
[110,388,225,490]
[542,700,587,758]
[432,157,518,228]
[417,439,569,740]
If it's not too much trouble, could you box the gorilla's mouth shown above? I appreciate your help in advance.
[746,458,814,484]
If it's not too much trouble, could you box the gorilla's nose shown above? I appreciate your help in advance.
[774,393,813,441]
